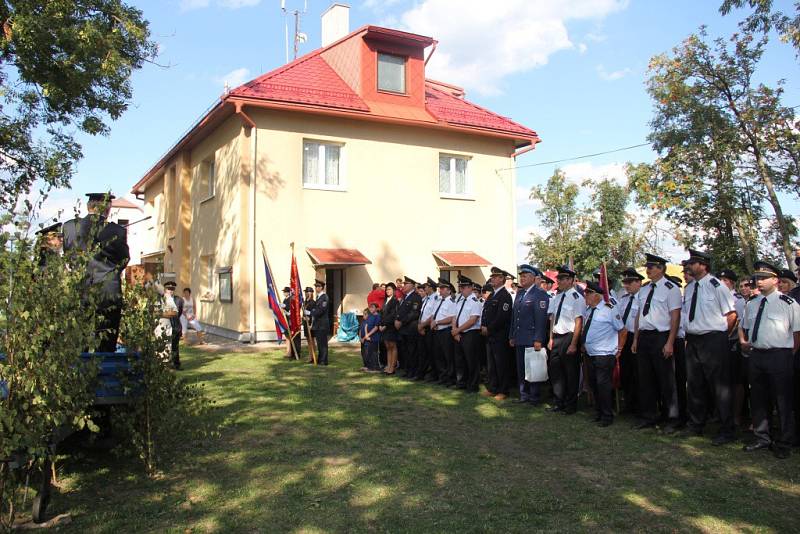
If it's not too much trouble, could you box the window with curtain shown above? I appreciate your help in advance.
[438,154,470,196]
[303,140,343,189]
[377,53,406,93]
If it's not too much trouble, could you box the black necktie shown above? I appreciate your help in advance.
[456,298,467,327]
[420,297,428,316]
[642,283,656,316]
[689,282,699,322]
[622,295,634,324]
[432,298,445,322]
[581,307,596,346]
[555,292,566,324]
[751,298,767,342]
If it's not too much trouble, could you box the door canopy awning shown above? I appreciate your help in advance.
[432,251,491,268]
[307,248,372,266]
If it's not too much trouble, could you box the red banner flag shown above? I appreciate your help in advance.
[289,251,302,337]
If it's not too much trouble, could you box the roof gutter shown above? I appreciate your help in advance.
[510,142,539,159]
[424,40,438,66]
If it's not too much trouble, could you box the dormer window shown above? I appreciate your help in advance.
[377,53,406,94]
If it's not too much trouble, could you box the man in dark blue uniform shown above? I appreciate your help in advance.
[509,264,550,406]
[62,192,129,353]
[395,276,422,379]
[481,267,514,400]
[308,279,330,365]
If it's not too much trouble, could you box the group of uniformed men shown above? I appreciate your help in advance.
[342,250,800,460]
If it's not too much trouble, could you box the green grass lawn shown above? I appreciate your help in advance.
[46,346,800,533]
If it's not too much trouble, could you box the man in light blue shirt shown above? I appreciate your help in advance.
[582,281,625,427]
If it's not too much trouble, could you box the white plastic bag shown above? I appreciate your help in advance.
[524,347,548,382]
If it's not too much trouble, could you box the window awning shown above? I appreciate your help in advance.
[432,251,491,268]
[307,248,372,266]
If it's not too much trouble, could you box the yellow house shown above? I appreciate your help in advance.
[131,5,540,341]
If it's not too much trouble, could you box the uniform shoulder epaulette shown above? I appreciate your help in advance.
[780,294,795,305]
[709,277,720,287]
[605,302,614,308]
[471,296,478,301]
[572,292,579,299]
[479,298,484,303]
[610,297,618,306]
[734,292,742,299]
[665,281,674,289]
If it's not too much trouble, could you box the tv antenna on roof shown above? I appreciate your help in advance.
[281,0,308,63]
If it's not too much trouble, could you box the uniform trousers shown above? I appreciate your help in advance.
[587,355,616,423]
[637,330,679,424]
[454,330,481,391]
[674,337,688,424]
[486,337,513,395]
[515,345,541,403]
[619,333,639,414]
[793,350,800,446]
[435,328,456,385]
[361,340,380,370]
[686,331,734,437]
[549,332,580,411]
[750,348,795,450]
[415,329,437,380]
[313,329,329,365]
[399,332,419,377]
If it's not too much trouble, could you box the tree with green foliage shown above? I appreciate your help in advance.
[0,0,156,209]
[631,28,799,268]
[524,170,655,279]
[720,0,800,55]
[524,170,581,268]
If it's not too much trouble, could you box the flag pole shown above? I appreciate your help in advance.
[261,240,292,345]
[288,241,301,360]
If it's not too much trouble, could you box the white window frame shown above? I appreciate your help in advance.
[302,139,346,192]
[438,153,473,200]
[377,53,407,94]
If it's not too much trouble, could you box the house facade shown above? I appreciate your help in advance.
[131,5,539,341]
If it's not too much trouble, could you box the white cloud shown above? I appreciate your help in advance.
[215,67,251,89]
[398,0,628,95]
[577,43,588,54]
[560,161,628,185]
[180,0,210,10]
[596,64,631,81]
[180,0,260,11]
[218,0,261,7]
[515,185,543,208]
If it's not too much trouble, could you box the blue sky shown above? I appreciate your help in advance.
[52,0,799,263]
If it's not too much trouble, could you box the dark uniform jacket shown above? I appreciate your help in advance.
[510,285,550,346]
[171,295,184,338]
[381,297,399,327]
[63,215,130,303]
[310,293,329,332]
[481,286,513,341]
[395,292,422,335]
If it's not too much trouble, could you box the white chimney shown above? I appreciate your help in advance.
[321,3,349,47]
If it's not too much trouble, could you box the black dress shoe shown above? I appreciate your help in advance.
[743,441,771,452]
[712,434,736,446]
[548,405,564,413]
[773,447,791,459]
[512,398,529,404]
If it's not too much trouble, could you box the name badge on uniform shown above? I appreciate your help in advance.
[540,301,546,308]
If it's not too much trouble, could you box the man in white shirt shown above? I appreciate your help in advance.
[683,249,738,445]
[547,266,586,415]
[414,278,439,381]
[452,275,483,393]
[618,268,643,415]
[633,253,682,432]
[740,261,800,459]
[581,281,626,427]
[432,279,457,386]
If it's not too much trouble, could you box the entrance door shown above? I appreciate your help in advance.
[325,269,344,335]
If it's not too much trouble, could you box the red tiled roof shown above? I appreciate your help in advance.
[230,52,369,112]
[433,251,491,268]
[307,248,372,266]
[424,83,537,138]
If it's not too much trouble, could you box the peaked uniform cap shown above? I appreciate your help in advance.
[557,265,576,277]
[717,269,738,282]
[583,280,603,293]
[687,249,712,266]
[457,275,473,286]
[645,253,668,266]
[752,261,780,278]
[621,267,644,281]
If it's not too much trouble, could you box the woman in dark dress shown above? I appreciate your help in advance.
[380,283,400,375]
